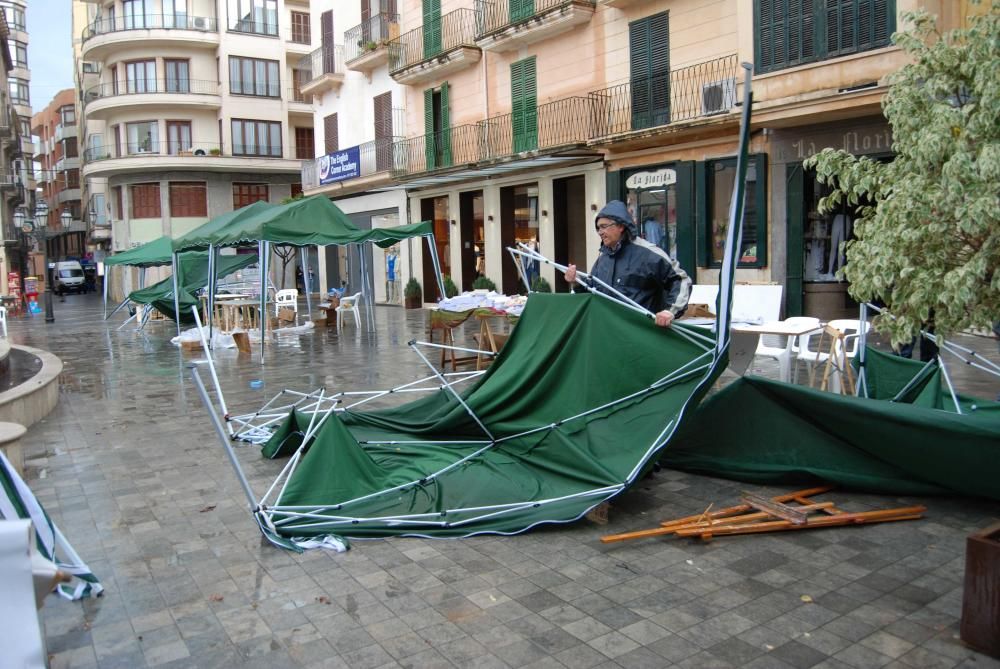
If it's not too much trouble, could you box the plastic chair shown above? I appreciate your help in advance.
[795,323,833,386]
[755,316,820,383]
[336,292,363,329]
[274,289,298,322]
[0,306,6,337]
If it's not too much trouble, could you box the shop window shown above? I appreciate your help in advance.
[625,170,679,260]
[703,154,768,268]
[130,183,161,218]
[170,182,207,217]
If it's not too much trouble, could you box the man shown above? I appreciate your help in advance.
[565,200,691,327]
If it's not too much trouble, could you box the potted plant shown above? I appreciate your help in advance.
[404,277,422,309]
[442,275,458,298]
[472,276,496,292]
[209,147,222,156]
[364,40,378,52]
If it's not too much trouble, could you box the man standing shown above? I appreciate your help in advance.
[565,200,691,327]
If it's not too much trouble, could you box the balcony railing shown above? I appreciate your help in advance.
[83,142,226,162]
[392,124,484,176]
[475,0,595,37]
[345,13,399,63]
[297,45,345,80]
[481,95,593,157]
[83,79,220,105]
[303,136,401,189]
[288,87,314,104]
[82,14,219,42]
[389,8,478,74]
[588,54,739,138]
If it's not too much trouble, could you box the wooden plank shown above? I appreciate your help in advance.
[674,506,927,538]
[741,492,810,524]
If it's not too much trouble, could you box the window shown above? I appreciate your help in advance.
[126,121,159,154]
[510,57,537,153]
[373,92,393,171]
[164,0,188,28]
[703,154,768,268]
[231,119,281,156]
[755,0,896,74]
[290,11,310,44]
[88,133,104,158]
[165,121,192,154]
[125,60,157,93]
[233,183,268,208]
[630,11,670,131]
[422,0,441,57]
[113,186,123,220]
[63,137,79,158]
[122,0,147,29]
[422,83,449,168]
[93,193,107,226]
[227,0,277,35]
[7,40,26,68]
[323,113,338,154]
[169,182,207,217]
[60,105,76,125]
[9,77,28,105]
[5,5,25,30]
[19,116,31,138]
[229,56,280,97]
[164,59,190,93]
[130,183,161,218]
[320,10,336,73]
[64,169,80,189]
[294,127,314,159]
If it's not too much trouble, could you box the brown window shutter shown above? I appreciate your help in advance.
[321,10,335,73]
[373,92,391,140]
[324,113,338,153]
[361,0,370,23]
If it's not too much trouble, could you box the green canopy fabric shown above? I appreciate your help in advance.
[359,221,433,248]
[265,293,722,538]
[172,200,278,252]
[189,195,362,248]
[103,236,175,268]
[663,348,1000,500]
[129,251,258,322]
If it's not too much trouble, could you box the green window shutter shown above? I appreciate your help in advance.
[422,0,441,58]
[424,87,435,169]
[629,19,651,130]
[510,0,534,23]
[629,12,668,130]
[511,57,537,153]
[440,82,451,167]
[827,0,894,57]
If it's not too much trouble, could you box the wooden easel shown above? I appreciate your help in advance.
[601,486,926,543]
[812,325,856,394]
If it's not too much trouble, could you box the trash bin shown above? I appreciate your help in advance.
[961,521,1000,658]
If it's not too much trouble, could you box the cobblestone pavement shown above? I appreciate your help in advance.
[8,293,1000,669]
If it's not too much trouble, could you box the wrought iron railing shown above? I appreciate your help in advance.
[83,142,225,162]
[480,95,593,158]
[345,13,399,63]
[475,0,595,38]
[297,45,345,81]
[286,24,311,45]
[82,14,218,42]
[288,87,314,104]
[391,124,484,177]
[83,79,220,104]
[588,54,739,138]
[302,136,402,189]
[389,8,478,75]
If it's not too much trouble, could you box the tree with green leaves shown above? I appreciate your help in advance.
[806,2,999,346]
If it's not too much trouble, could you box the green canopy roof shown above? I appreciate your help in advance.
[103,236,175,268]
[172,200,278,252]
[129,251,258,322]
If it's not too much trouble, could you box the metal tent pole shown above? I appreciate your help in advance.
[300,247,312,320]
[856,302,869,398]
[207,243,216,349]
[192,306,234,435]
[171,253,182,337]
[139,266,146,289]
[259,241,268,364]
[425,233,446,300]
[102,268,109,319]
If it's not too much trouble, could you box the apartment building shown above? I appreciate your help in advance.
[74,0,315,287]
[0,0,32,297]
[296,1,410,304]
[300,1,978,317]
[32,89,86,261]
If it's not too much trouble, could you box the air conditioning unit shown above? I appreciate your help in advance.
[192,16,209,30]
[701,78,737,115]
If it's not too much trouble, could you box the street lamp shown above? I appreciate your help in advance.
[14,201,55,323]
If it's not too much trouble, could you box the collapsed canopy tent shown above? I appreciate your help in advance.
[663,346,1000,500]
[128,251,258,322]
[103,235,175,268]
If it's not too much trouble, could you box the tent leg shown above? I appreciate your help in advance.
[102,269,109,319]
[105,297,130,320]
[300,247,312,320]
[190,368,257,509]
[171,253,182,337]
[192,306,234,435]
[425,233,446,301]
[207,244,216,350]
[259,241,268,364]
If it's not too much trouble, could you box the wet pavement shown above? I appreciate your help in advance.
[7,293,1000,669]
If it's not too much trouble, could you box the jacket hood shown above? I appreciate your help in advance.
[595,200,637,238]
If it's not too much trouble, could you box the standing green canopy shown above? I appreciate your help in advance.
[172,200,278,252]
[103,236,175,267]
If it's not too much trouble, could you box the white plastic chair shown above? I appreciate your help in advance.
[755,316,820,383]
[274,289,298,323]
[336,292,363,329]
[795,323,832,386]
[0,306,6,337]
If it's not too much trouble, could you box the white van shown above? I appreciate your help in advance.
[53,261,85,295]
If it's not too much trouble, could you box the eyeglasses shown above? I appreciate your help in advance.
[595,222,620,232]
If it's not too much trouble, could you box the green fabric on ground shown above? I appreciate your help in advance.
[261,410,310,459]
[128,252,258,322]
[271,293,722,537]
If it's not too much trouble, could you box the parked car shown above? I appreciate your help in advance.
[53,261,86,295]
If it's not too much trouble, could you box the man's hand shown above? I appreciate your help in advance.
[564,264,577,284]
[654,310,674,328]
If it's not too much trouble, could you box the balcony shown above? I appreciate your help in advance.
[90,227,112,242]
[55,124,78,141]
[81,14,220,60]
[302,137,400,194]
[57,189,83,205]
[475,0,595,53]
[392,95,596,183]
[284,26,312,58]
[588,54,740,144]
[83,79,223,120]
[345,13,400,74]
[81,142,302,179]
[596,0,640,6]
[297,46,345,96]
[287,87,314,119]
[389,9,480,86]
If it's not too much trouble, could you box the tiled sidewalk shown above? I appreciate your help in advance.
[7,293,1000,669]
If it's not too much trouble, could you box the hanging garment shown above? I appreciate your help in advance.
[828,214,851,277]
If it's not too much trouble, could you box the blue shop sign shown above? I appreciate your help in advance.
[318,147,361,185]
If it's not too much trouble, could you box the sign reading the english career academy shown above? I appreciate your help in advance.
[318,147,361,185]
[625,168,677,190]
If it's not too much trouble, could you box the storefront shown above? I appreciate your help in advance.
[772,117,893,319]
